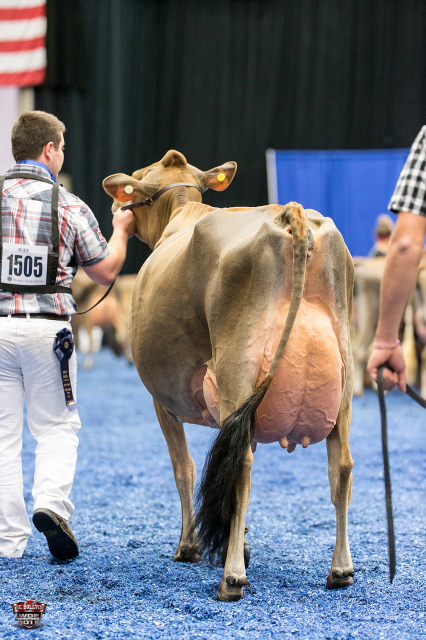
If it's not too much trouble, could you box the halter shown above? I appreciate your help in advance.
[120,182,203,211]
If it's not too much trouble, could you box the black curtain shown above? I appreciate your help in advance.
[35,0,426,274]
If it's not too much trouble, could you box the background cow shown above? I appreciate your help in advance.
[405,254,426,396]
[352,257,387,396]
[352,255,426,397]
[71,269,136,369]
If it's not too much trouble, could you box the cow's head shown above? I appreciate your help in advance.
[103,150,237,248]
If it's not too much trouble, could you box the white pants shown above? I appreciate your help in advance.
[0,316,81,557]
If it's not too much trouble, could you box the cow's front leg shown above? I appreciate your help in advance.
[215,445,252,602]
[326,394,354,589]
[154,400,200,562]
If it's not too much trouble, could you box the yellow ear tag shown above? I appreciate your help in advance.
[217,173,226,182]
[124,185,134,194]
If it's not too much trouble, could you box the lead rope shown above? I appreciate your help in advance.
[75,280,115,315]
[376,365,426,584]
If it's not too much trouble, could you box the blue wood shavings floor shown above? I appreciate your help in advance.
[0,349,425,638]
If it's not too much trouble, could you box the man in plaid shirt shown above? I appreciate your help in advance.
[0,111,135,560]
[368,126,426,391]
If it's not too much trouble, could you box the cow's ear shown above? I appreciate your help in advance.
[202,162,237,191]
[102,173,146,202]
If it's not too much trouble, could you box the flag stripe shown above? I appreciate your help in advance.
[0,1,45,7]
[0,6,45,21]
[0,47,45,73]
[0,68,45,86]
[0,1,46,87]
[0,17,46,41]
[0,35,43,51]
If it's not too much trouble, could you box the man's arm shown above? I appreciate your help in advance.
[367,211,426,391]
[83,208,136,285]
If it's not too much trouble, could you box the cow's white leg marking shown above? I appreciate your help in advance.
[326,399,354,589]
[215,445,252,602]
[154,400,200,562]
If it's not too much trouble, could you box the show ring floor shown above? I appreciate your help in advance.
[0,349,425,639]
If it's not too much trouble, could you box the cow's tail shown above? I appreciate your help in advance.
[196,202,309,562]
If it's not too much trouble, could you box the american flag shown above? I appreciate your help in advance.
[0,0,46,86]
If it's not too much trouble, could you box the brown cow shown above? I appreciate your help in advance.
[103,150,354,602]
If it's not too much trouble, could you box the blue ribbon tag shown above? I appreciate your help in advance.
[53,328,78,411]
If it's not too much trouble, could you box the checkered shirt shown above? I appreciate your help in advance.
[388,125,426,216]
[0,163,110,315]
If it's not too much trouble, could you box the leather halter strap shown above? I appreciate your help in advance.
[121,182,203,211]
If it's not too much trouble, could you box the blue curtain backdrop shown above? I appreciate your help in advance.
[267,149,410,257]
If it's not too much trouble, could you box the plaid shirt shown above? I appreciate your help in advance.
[0,163,110,315]
[389,126,426,216]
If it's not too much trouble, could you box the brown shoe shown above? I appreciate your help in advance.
[33,508,79,561]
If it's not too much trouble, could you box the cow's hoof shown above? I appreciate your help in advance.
[214,575,250,602]
[326,568,354,589]
[173,543,201,563]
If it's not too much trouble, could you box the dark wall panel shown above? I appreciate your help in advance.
[36,0,426,271]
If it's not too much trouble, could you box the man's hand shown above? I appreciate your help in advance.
[83,208,136,286]
[112,207,136,238]
[367,345,406,392]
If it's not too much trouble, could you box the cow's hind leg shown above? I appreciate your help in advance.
[326,391,354,589]
[154,400,200,562]
[221,528,250,569]
[216,445,252,602]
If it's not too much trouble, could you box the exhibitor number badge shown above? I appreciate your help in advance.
[1,242,48,286]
